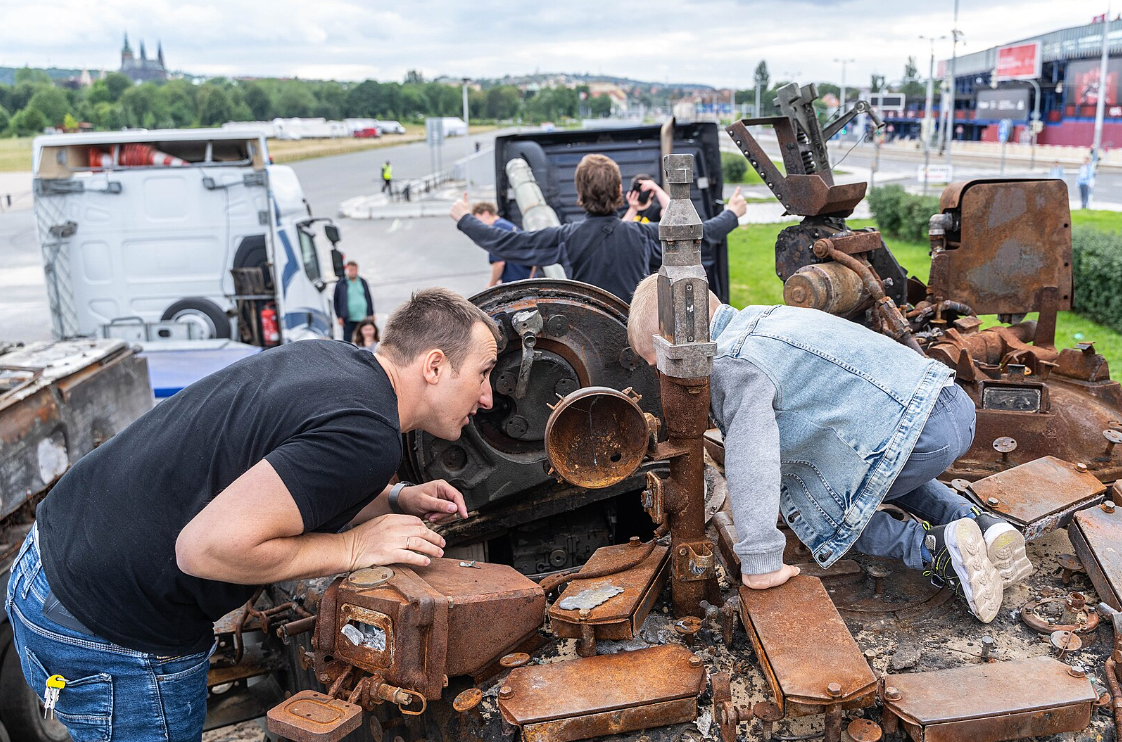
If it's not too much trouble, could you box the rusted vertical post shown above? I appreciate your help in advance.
[655,153,719,617]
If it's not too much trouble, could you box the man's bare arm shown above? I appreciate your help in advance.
[175,460,444,584]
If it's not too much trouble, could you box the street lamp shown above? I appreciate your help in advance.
[462,77,471,199]
[834,57,856,123]
[919,35,947,194]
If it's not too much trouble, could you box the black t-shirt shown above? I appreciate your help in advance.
[37,341,401,655]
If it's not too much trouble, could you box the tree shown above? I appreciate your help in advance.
[901,57,925,98]
[15,67,51,86]
[485,86,521,120]
[196,85,233,126]
[754,61,770,94]
[275,84,316,117]
[242,82,271,120]
[870,74,886,94]
[103,73,133,102]
[27,87,70,126]
[588,93,612,118]
[0,86,11,114]
[313,83,346,120]
[158,80,197,128]
[118,84,159,128]
[8,106,47,136]
[0,106,10,135]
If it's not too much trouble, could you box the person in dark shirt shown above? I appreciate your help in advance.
[473,201,536,286]
[622,173,663,223]
[5,288,499,741]
[450,154,746,304]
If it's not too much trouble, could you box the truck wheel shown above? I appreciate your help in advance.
[161,298,232,340]
[0,646,71,742]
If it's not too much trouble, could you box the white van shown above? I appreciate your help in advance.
[31,129,340,345]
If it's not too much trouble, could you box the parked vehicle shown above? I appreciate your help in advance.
[352,127,382,139]
[375,119,407,134]
[32,130,344,346]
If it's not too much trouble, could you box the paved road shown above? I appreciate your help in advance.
[0,130,505,343]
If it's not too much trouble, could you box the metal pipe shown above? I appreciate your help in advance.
[504,158,566,279]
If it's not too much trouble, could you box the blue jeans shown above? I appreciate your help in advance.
[852,384,978,569]
[5,525,214,742]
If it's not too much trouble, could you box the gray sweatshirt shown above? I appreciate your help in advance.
[709,355,786,576]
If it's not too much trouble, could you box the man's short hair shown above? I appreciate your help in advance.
[345,260,358,268]
[575,154,623,216]
[380,288,500,370]
[472,202,498,216]
[630,173,653,189]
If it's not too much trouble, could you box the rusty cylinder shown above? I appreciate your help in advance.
[784,262,869,314]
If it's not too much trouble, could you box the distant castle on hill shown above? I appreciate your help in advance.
[119,33,167,83]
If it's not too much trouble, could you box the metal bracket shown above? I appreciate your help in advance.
[673,541,715,582]
[36,178,122,196]
[511,309,543,399]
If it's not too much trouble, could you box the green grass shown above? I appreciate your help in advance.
[0,137,33,172]
[727,219,1122,371]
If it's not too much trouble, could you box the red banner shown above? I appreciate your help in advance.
[996,41,1042,80]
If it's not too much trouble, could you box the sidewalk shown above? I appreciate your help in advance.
[0,171,32,213]
[339,182,496,219]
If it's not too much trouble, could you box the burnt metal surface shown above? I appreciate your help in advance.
[1069,502,1122,611]
[497,644,705,740]
[738,575,877,714]
[930,180,1072,316]
[966,456,1107,539]
[881,656,1095,742]
[404,280,661,512]
[544,386,649,489]
[265,690,363,742]
[0,339,152,510]
[313,558,544,703]
[549,541,669,643]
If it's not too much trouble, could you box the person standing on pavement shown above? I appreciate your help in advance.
[5,288,499,742]
[1078,154,1096,209]
[381,160,393,195]
[472,202,536,287]
[450,154,746,303]
[352,317,380,353]
[334,260,374,343]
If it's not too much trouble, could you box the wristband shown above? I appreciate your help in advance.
[387,481,412,515]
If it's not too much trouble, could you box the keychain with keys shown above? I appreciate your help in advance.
[44,674,67,719]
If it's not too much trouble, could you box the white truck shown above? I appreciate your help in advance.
[31,129,342,347]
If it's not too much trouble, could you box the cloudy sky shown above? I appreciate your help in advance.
[0,0,1114,88]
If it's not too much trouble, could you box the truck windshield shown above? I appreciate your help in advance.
[296,228,322,283]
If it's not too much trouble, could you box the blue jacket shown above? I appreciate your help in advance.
[709,303,953,569]
[333,276,374,322]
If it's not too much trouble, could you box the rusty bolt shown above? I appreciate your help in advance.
[1104,501,1117,514]
[1068,664,1087,678]
[500,653,530,668]
[987,497,1001,508]
[675,617,703,647]
[688,654,703,668]
[629,536,641,547]
[499,685,514,699]
[884,686,902,702]
[866,564,890,597]
[1068,592,1088,611]
[827,682,843,698]
[453,687,483,713]
[993,437,1017,465]
[980,635,995,660]
[1077,462,1089,472]
[753,701,782,741]
[847,718,884,742]
[1059,554,1085,585]
[1104,429,1122,457]
[578,608,591,620]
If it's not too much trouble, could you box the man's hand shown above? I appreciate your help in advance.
[346,514,446,570]
[727,186,747,218]
[742,563,800,590]
[337,317,344,326]
[625,189,645,210]
[450,192,471,222]
[397,480,468,523]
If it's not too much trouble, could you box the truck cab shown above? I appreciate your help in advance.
[31,130,340,346]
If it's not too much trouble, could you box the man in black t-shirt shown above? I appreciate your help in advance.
[5,288,499,741]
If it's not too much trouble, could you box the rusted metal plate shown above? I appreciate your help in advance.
[544,386,649,489]
[1069,504,1122,611]
[703,428,724,465]
[738,575,876,713]
[549,542,669,641]
[498,645,705,727]
[967,456,1106,539]
[265,690,363,742]
[932,180,1072,316]
[207,645,288,687]
[520,698,697,742]
[883,657,1094,742]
